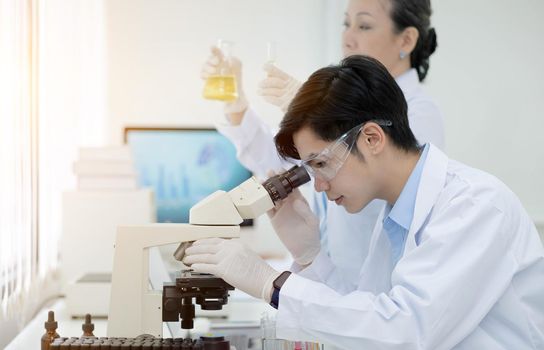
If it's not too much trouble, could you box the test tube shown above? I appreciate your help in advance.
[266,41,277,64]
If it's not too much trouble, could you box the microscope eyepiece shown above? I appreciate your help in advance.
[262,165,310,203]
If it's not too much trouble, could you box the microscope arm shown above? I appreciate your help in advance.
[107,224,239,338]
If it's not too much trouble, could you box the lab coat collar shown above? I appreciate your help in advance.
[405,143,449,251]
[387,144,430,231]
[395,68,420,97]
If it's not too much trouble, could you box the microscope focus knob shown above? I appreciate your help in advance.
[164,299,178,311]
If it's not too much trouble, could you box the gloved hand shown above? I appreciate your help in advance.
[267,186,321,265]
[258,63,302,112]
[201,46,249,121]
[183,238,280,302]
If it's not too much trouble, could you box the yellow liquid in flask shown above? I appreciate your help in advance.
[202,75,238,101]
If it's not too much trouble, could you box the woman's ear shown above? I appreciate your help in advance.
[400,26,419,56]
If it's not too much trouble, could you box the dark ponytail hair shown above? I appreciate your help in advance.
[390,0,437,82]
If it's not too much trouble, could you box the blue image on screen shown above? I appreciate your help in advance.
[127,129,252,223]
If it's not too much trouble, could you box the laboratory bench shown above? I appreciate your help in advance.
[6,297,268,350]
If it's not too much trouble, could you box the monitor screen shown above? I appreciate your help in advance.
[125,127,253,224]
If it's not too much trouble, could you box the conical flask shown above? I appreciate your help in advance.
[203,40,238,101]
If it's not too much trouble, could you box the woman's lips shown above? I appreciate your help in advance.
[334,196,344,205]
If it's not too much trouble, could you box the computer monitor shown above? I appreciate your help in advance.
[124,127,253,224]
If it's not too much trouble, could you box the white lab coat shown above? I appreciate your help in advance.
[217,69,445,281]
[275,144,544,349]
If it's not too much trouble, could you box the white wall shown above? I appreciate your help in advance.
[426,0,544,224]
[105,0,329,142]
[103,0,544,223]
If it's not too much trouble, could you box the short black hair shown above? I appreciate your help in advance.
[275,55,419,160]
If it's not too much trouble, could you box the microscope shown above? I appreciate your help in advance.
[107,166,310,338]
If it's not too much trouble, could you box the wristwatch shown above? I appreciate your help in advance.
[270,271,291,309]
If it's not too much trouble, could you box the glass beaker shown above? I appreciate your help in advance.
[202,40,238,102]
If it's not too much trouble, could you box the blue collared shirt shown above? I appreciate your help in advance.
[382,144,430,264]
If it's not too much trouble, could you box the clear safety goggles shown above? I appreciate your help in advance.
[300,119,392,181]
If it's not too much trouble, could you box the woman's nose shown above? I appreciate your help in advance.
[342,28,356,51]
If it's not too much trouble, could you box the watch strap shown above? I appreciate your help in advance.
[270,271,291,309]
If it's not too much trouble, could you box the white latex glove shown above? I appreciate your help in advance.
[201,46,249,117]
[258,63,302,112]
[267,187,321,265]
[183,238,280,302]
